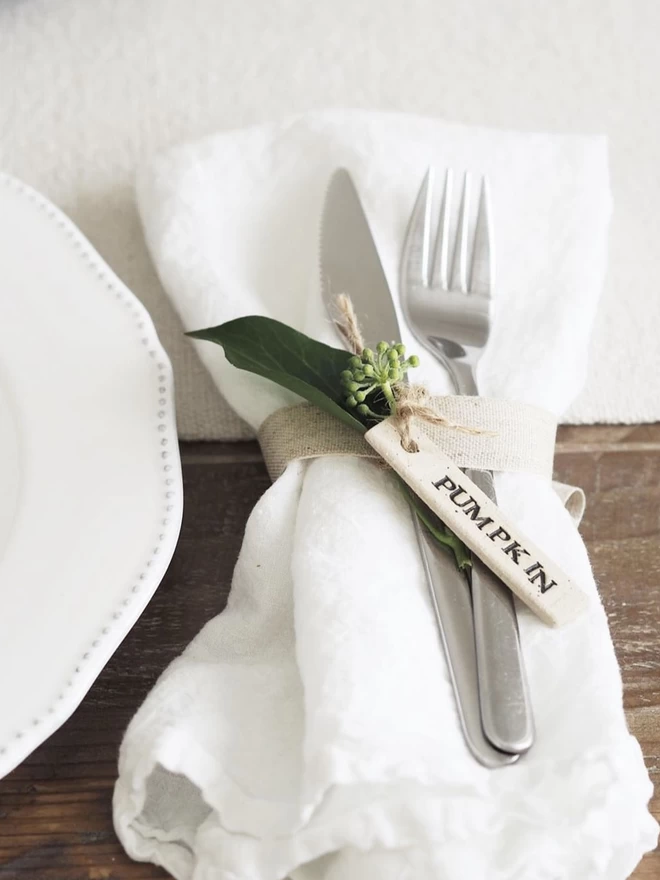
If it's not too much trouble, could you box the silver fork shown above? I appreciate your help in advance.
[400,168,534,754]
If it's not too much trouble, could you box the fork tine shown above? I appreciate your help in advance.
[432,169,453,290]
[402,168,433,288]
[449,172,471,293]
[469,176,493,295]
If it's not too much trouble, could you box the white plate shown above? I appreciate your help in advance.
[0,174,183,778]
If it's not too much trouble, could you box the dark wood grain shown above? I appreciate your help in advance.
[0,429,658,879]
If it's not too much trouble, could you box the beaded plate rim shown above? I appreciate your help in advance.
[0,172,183,779]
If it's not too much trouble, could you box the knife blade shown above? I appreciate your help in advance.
[319,168,518,767]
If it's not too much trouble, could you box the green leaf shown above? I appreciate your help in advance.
[188,316,365,433]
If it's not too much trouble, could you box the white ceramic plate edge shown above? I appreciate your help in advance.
[0,172,183,779]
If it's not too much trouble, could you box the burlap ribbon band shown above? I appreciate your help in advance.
[257,398,586,524]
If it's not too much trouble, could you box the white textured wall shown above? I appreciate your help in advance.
[2,0,658,435]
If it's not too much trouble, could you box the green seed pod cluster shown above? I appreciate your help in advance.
[340,341,420,421]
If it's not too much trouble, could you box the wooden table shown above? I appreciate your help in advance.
[0,426,658,879]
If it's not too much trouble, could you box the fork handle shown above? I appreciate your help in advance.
[466,468,534,753]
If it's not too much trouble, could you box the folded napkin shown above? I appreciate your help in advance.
[113,111,658,880]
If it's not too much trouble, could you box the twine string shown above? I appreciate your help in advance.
[334,294,491,452]
[333,292,366,354]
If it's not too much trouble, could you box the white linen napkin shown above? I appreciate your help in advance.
[113,111,658,880]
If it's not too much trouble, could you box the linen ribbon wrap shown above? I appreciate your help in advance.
[257,399,586,524]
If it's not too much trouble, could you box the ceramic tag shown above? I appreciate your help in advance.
[366,418,589,627]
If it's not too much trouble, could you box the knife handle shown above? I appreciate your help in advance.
[412,516,518,768]
[466,468,534,754]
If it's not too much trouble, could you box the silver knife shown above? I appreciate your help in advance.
[319,168,518,767]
